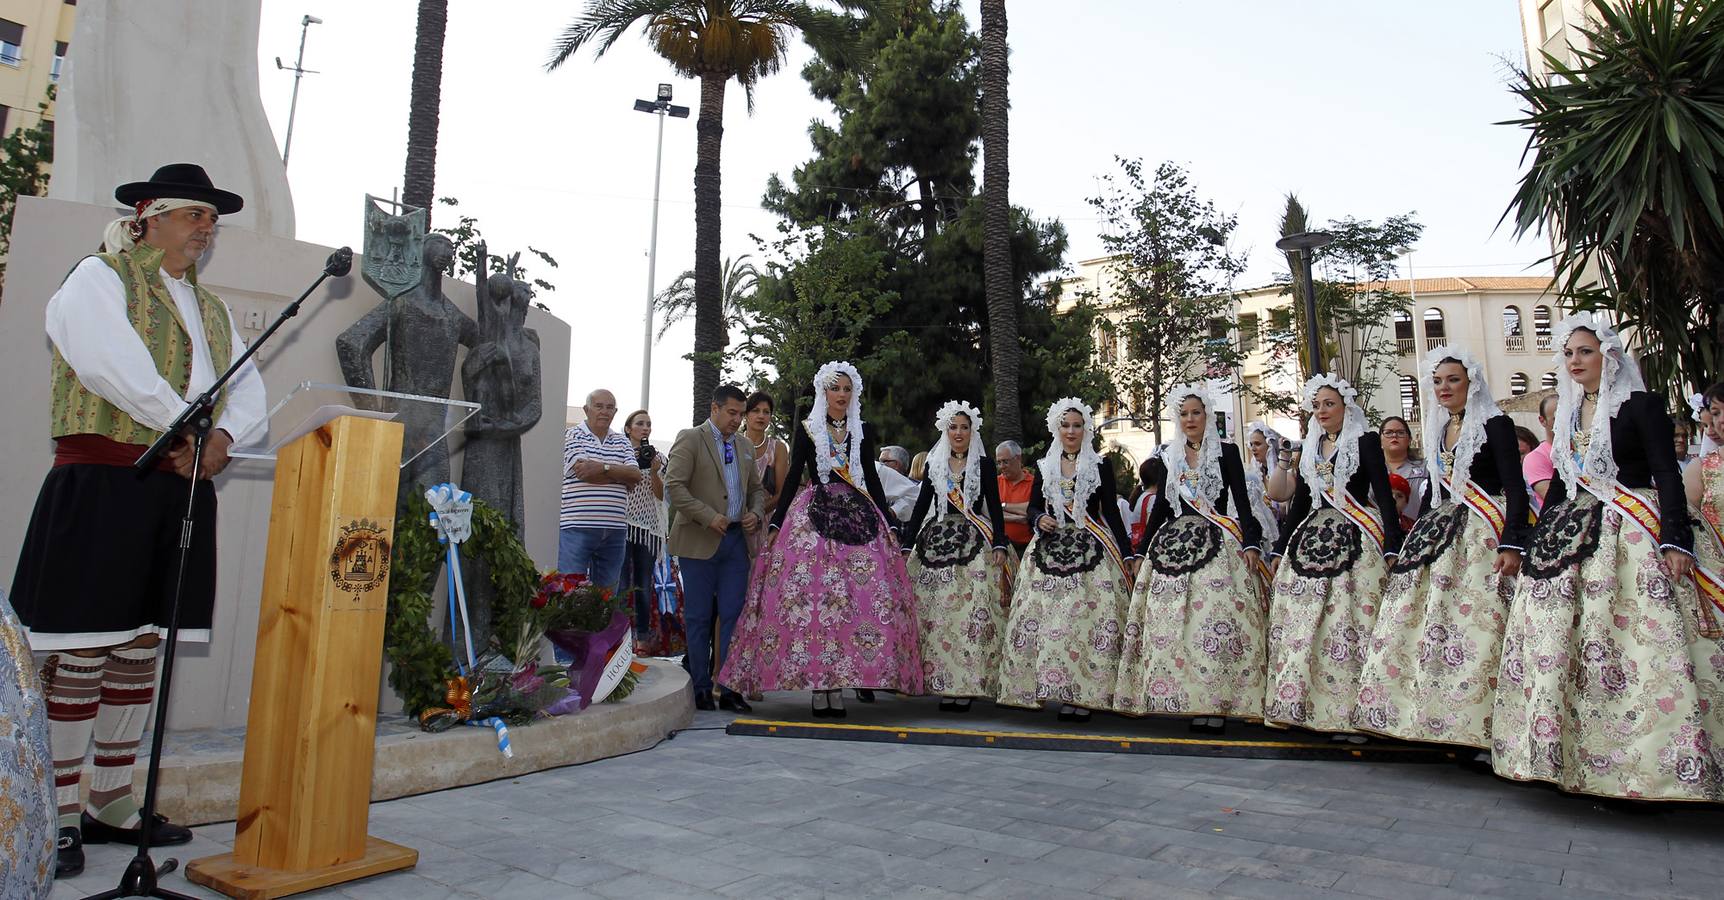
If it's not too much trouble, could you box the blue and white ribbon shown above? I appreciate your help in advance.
[426,483,477,674]
[466,716,512,758]
[652,554,679,615]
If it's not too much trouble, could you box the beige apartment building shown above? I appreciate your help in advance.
[0,0,72,138]
[1517,0,1630,77]
[1052,256,1556,468]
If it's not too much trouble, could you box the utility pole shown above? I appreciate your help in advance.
[276,14,323,166]
[633,83,689,408]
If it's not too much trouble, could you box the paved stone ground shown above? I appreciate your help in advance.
[51,701,1724,899]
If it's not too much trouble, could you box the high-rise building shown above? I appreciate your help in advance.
[0,0,74,138]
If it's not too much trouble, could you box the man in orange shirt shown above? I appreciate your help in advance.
[994,440,1035,557]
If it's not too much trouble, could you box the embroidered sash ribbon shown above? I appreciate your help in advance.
[1317,481,1387,554]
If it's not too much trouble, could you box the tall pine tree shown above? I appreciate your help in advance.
[745,0,1107,452]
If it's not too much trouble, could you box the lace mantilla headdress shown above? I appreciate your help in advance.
[1244,420,1287,475]
[1039,397,1101,525]
[1159,381,1225,512]
[1419,344,1501,502]
[802,360,866,485]
[1695,392,1721,458]
[1298,373,1367,491]
[926,400,984,518]
[1549,313,1644,490]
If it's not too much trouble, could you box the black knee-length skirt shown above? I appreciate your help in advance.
[9,462,217,651]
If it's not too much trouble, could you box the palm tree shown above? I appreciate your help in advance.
[547,1,856,425]
[402,0,448,220]
[653,254,760,340]
[1504,0,1724,399]
[978,0,1019,442]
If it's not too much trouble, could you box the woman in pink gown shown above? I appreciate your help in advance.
[718,361,924,717]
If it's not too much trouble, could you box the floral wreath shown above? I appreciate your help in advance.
[927,400,984,518]
[803,360,866,485]
[386,493,539,716]
[1419,344,1500,502]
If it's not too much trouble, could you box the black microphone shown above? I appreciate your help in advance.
[325,246,354,277]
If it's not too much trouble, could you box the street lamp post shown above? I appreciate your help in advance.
[1275,231,1335,378]
[275,14,323,167]
[634,83,689,408]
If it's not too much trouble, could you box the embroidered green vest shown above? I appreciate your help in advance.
[50,243,234,444]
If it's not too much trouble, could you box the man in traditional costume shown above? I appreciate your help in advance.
[9,163,267,876]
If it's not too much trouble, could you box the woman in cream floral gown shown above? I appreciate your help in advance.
[1117,383,1266,730]
[1353,346,1529,750]
[902,401,1010,711]
[996,399,1138,722]
[1493,317,1721,800]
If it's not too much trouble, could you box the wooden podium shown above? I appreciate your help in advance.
[187,415,418,898]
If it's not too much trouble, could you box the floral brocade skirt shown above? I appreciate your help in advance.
[1492,492,1724,801]
[1354,502,1513,748]
[996,523,1132,711]
[1115,514,1266,718]
[0,591,55,898]
[718,482,924,694]
[907,514,1007,698]
[1265,507,1387,733]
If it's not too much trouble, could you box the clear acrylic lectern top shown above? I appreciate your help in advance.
[230,381,481,469]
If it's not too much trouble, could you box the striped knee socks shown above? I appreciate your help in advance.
[87,644,159,828]
[44,654,104,831]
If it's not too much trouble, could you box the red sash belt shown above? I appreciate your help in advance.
[53,434,177,473]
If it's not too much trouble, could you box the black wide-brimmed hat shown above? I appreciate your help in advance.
[114,163,245,214]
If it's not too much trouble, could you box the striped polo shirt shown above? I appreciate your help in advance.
[560,423,638,530]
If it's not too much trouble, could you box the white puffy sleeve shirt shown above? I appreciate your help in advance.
[44,257,268,447]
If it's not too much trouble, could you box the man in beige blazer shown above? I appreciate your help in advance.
[665,384,765,711]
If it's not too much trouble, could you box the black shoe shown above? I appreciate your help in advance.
[56,827,84,878]
[694,693,717,711]
[1067,708,1091,724]
[854,689,876,703]
[938,699,957,712]
[951,698,972,713]
[1056,707,1075,723]
[81,810,193,847]
[718,693,753,713]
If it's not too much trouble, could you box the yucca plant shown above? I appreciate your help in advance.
[1503,0,1724,399]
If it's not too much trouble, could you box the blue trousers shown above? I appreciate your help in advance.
[558,527,627,591]
[680,525,750,697]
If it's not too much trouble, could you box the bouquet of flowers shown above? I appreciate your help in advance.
[533,572,640,710]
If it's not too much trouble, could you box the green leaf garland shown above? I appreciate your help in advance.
[385,492,540,716]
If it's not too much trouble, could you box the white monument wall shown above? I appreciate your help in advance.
[0,196,572,730]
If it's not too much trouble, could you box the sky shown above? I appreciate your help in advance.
[255,0,1549,423]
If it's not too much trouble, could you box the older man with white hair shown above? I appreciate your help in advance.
[560,388,643,590]
[875,444,919,522]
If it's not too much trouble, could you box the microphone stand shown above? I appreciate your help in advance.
[86,248,352,899]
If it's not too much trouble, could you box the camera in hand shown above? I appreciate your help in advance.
[636,441,657,470]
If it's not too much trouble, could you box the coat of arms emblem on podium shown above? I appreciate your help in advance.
[330,518,392,594]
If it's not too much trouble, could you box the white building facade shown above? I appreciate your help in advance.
[1053,255,1557,467]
